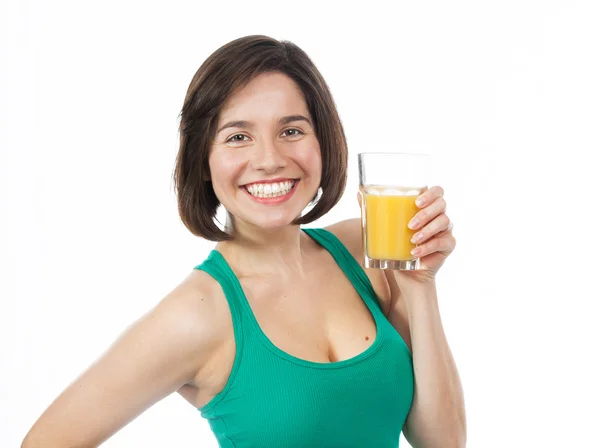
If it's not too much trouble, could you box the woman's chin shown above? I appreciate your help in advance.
[250,217,297,231]
[226,196,313,233]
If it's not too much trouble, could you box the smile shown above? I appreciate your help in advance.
[240,179,299,204]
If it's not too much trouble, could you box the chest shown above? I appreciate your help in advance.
[178,251,392,410]
[240,261,377,364]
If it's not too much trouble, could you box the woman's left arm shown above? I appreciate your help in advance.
[389,186,466,448]
[396,281,466,448]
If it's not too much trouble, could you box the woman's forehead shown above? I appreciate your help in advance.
[219,73,307,117]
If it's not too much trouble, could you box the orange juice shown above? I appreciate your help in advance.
[361,185,425,261]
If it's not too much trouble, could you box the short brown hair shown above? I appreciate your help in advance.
[173,35,348,241]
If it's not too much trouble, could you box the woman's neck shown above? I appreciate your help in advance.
[215,218,314,281]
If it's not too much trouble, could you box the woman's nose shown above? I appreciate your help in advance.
[250,140,287,173]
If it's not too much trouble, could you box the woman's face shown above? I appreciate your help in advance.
[208,72,322,233]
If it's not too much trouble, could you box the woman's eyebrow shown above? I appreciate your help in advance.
[216,115,312,135]
[279,114,312,127]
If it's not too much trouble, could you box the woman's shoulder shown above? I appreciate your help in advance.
[169,269,233,339]
[321,218,363,260]
[165,268,235,385]
[323,218,392,316]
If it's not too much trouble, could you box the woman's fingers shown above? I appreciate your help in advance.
[410,213,452,244]
[414,185,444,208]
[411,230,456,257]
[408,196,447,230]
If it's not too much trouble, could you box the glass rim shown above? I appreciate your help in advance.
[357,151,432,157]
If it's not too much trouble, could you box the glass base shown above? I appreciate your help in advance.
[365,256,420,270]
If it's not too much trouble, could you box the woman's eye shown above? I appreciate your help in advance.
[226,134,250,143]
[282,128,304,137]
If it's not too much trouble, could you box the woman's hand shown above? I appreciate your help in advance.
[401,185,455,285]
[358,185,456,287]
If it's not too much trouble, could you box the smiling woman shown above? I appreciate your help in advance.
[21,34,465,448]
[169,37,419,447]
[175,36,348,241]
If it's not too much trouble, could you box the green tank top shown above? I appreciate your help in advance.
[193,227,414,447]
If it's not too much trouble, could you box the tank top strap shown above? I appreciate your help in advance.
[193,250,246,349]
[302,227,384,314]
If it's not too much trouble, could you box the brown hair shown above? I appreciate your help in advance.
[173,35,348,241]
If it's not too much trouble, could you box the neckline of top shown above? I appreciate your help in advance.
[208,227,384,370]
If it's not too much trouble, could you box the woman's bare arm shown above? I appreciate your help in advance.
[21,271,222,448]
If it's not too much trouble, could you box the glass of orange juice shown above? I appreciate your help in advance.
[358,152,431,270]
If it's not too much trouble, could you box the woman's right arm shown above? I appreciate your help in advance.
[21,271,221,448]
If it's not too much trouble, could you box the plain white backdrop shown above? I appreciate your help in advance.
[2,0,599,446]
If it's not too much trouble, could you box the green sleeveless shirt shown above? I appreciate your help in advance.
[193,227,414,447]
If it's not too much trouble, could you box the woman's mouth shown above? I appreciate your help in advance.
[240,179,299,204]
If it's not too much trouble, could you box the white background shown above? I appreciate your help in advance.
[2,0,599,446]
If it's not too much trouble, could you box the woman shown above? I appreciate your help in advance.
[22,35,465,447]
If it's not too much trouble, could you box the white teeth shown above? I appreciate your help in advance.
[245,180,296,198]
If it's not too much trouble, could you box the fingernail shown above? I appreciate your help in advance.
[416,197,425,207]
[411,232,423,243]
[411,248,420,256]
[408,218,419,229]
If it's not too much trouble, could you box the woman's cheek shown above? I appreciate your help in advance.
[296,140,321,171]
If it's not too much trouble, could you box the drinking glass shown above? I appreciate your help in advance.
[358,152,431,270]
